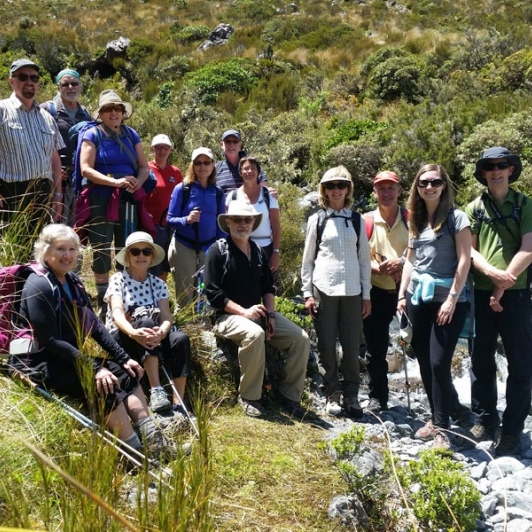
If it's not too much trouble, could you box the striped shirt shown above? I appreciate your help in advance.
[301,207,372,299]
[0,93,65,183]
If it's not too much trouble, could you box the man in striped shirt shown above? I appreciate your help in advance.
[0,59,64,233]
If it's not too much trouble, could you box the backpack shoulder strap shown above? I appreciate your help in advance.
[400,207,409,229]
[180,183,192,217]
[363,211,375,239]
[352,211,362,254]
[43,100,57,117]
[315,209,328,259]
[215,185,223,206]
[262,186,271,210]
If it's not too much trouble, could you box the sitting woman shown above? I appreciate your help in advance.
[105,231,191,414]
[226,156,280,272]
[10,224,169,459]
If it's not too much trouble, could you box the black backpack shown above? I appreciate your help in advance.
[315,209,362,259]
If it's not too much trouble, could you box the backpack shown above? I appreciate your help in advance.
[70,123,137,193]
[180,182,224,216]
[229,187,271,210]
[0,264,56,356]
[315,209,362,259]
[363,207,409,240]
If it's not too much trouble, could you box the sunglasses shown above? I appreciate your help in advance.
[129,247,153,257]
[417,178,444,188]
[481,162,511,171]
[223,138,241,144]
[100,104,125,113]
[14,73,40,83]
[324,181,349,190]
[60,81,80,87]
[230,217,254,224]
[193,160,213,166]
[153,145,171,150]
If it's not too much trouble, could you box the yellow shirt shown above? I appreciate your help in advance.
[365,207,409,290]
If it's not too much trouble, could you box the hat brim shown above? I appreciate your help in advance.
[115,242,165,267]
[474,154,522,185]
[92,101,133,120]
[217,213,262,234]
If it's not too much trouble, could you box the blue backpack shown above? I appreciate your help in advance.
[69,121,101,193]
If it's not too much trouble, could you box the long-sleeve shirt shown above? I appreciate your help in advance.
[301,207,372,300]
[166,181,226,251]
[204,236,274,312]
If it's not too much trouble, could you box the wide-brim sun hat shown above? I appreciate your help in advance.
[191,147,214,161]
[217,200,262,233]
[92,89,133,120]
[115,231,165,267]
[474,146,522,185]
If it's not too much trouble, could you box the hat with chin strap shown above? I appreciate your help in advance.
[474,146,522,185]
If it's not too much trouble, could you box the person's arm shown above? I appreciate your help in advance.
[133,140,150,190]
[166,183,189,230]
[269,207,281,271]
[397,246,415,313]
[357,217,372,318]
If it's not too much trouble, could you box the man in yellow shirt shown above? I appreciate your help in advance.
[363,171,409,412]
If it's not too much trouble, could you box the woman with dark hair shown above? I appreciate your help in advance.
[11,224,170,459]
[167,147,225,304]
[397,164,472,449]
[301,165,371,418]
[226,156,280,272]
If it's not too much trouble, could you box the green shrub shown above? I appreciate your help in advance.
[173,25,210,44]
[274,296,312,331]
[360,47,409,78]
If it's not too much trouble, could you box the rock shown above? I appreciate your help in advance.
[198,23,235,51]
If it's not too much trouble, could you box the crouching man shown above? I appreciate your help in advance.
[204,200,310,419]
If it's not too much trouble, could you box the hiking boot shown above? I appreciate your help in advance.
[278,395,308,420]
[238,396,266,418]
[470,420,500,442]
[366,398,387,414]
[326,391,343,416]
[433,430,451,450]
[495,434,521,457]
[415,420,436,441]
[150,387,172,413]
[343,396,363,419]
[451,403,474,427]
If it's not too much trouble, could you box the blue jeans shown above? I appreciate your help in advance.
[471,289,532,436]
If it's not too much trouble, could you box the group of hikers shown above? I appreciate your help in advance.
[2,58,532,462]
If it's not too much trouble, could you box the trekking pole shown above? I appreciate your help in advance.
[396,311,413,415]
[160,364,200,438]
[10,366,173,483]
[192,207,201,312]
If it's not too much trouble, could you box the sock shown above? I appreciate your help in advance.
[135,416,162,447]
[123,431,142,452]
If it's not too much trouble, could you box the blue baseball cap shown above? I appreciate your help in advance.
[10,59,40,77]
[221,129,241,141]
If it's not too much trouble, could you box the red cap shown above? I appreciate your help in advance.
[373,171,400,185]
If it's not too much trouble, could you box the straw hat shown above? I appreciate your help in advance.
[92,89,133,120]
[217,200,262,233]
[115,231,165,267]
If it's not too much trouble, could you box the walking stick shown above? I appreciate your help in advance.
[396,311,413,415]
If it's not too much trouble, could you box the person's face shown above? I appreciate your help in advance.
[323,181,349,204]
[58,75,81,103]
[373,182,401,207]
[480,158,513,191]
[416,170,446,203]
[9,67,40,101]
[193,156,214,180]
[98,103,125,129]
[44,238,78,278]
[127,244,154,270]
[240,161,258,182]
[221,135,242,157]
[225,216,255,239]
[152,144,172,160]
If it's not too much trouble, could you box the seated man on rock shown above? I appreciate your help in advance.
[203,200,310,419]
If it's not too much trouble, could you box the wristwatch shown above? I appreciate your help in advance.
[449,291,459,298]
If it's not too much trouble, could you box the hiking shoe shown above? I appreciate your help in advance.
[495,434,521,457]
[470,421,500,442]
[343,396,363,419]
[150,387,172,413]
[326,391,343,416]
[451,403,474,427]
[433,430,451,450]
[278,395,308,420]
[365,398,387,414]
[415,420,436,441]
[238,396,266,417]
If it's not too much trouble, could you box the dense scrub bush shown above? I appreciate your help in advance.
[226,0,277,24]
[172,24,210,44]
[360,47,409,78]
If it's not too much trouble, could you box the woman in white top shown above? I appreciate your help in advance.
[226,156,280,272]
[301,165,372,418]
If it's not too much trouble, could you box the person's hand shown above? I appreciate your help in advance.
[269,251,280,272]
[242,304,267,321]
[130,327,159,349]
[268,187,278,199]
[118,176,139,193]
[304,297,318,320]
[490,287,504,312]
[51,199,63,222]
[362,299,371,319]
[123,358,144,378]
[379,258,402,276]
[397,296,407,314]
[187,209,201,224]
[487,267,516,290]
[95,367,119,394]
[436,297,456,325]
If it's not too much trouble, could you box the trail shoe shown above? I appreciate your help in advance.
[343,396,363,419]
[470,420,500,442]
[136,417,177,462]
[415,420,436,441]
[365,398,387,414]
[495,434,521,457]
[451,403,475,427]
[433,430,451,450]
[150,387,172,413]
[326,390,343,416]
[238,396,266,417]
[278,395,308,420]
